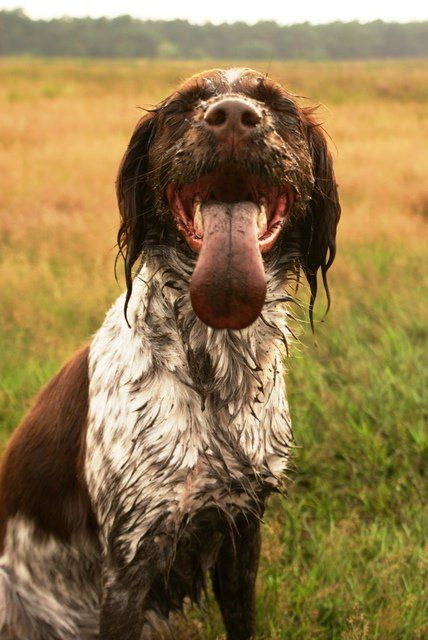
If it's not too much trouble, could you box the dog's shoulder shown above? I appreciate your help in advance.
[0,345,97,551]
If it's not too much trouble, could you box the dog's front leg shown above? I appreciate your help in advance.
[100,571,146,640]
[99,538,161,640]
[211,516,261,640]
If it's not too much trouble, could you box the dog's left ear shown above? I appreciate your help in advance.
[116,111,158,319]
[299,111,341,324]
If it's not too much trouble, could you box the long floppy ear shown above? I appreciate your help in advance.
[300,111,341,327]
[116,111,157,320]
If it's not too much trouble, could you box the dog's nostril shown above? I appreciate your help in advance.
[205,107,227,127]
[241,109,261,127]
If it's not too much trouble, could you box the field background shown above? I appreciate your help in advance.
[0,59,427,639]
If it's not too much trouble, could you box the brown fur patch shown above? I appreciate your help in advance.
[0,346,97,551]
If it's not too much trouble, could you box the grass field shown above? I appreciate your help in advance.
[0,58,427,639]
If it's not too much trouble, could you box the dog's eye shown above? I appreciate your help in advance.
[164,89,213,116]
[178,79,220,109]
[164,96,194,115]
[252,77,276,104]
[253,78,296,115]
[200,79,218,99]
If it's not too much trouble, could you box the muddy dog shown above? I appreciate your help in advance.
[0,68,340,639]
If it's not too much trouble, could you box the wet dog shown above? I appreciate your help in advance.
[0,68,340,639]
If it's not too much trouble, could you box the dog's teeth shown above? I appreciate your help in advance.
[194,201,203,233]
[258,202,267,233]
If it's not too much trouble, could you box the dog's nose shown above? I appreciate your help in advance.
[204,98,261,142]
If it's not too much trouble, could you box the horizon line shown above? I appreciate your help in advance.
[2,7,427,27]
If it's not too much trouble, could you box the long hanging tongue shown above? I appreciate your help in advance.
[189,201,266,329]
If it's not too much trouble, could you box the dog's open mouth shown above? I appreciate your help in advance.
[167,169,293,330]
[167,169,291,254]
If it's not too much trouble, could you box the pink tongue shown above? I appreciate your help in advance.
[189,201,266,329]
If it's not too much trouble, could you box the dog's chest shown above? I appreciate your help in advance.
[85,287,292,562]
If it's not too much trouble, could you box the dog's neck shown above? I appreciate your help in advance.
[130,247,293,414]
[88,246,294,490]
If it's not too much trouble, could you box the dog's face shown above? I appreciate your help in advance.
[117,68,341,329]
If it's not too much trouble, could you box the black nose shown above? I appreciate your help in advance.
[204,98,261,142]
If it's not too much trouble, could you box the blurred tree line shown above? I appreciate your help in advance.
[1,9,427,59]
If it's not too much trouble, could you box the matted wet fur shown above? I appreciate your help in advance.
[0,68,340,640]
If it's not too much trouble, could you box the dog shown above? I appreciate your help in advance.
[0,68,340,640]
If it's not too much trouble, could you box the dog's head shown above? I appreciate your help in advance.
[116,68,341,329]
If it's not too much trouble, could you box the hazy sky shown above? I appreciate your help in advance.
[1,0,427,24]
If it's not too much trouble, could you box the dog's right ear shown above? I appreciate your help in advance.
[116,112,157,320]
